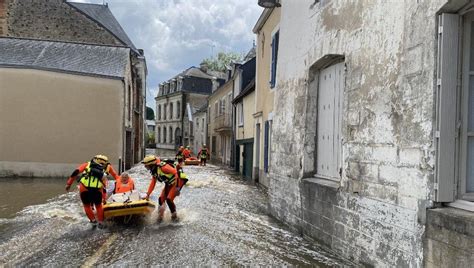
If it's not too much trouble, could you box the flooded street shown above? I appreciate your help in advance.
[0,164,351,267]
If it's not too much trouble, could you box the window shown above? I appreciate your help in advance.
[220,98,226,115]
[436,12,474,203]
[163,127,167,143]
[264,121,271,173]
[238,103,244,126]
[177,101,180,118]
[270,30,279,88]
[169,126,173,144]
[157,127,161,143]
[214,102,218,118]
[190,122,194,136]
[315,62,344,180]
[163,103,167,120]
[170,103,174,119]
[157,105,161,121]
[202,118,205,133]
[127,85,131,121]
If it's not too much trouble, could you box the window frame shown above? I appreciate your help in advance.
[460,12,474,201]
[238,102,244,127]
[270,26,280,89]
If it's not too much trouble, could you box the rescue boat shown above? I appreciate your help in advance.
[184,156,200,165]
[103,190,156,219]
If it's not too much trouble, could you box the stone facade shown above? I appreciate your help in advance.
[267,1,468,266]
[424,208,474,267]
[192,108,207,156]
[156,92,183,150]
[155,67,220,153]
[4,0,122,46]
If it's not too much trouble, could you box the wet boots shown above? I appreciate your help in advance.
[171,212,178,221]
[157,205,166,223]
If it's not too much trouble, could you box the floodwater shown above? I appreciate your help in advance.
[0,164,353,267]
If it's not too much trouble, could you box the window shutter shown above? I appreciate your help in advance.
[264,120,269,173]
[435,13,459,202]
[270,35,276,88]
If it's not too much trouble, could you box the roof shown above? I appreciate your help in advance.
[233,78,255,104]
[67,2,138,52]
[241,56,256,91]
[172,66,216,80]
[243,46,256,62]
[253,8,274,33]
[0,37,130,79]
[194,103,208,113]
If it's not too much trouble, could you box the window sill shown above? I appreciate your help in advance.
[303,177,340,190]
[447,200,474,212]
[238,124,244,128]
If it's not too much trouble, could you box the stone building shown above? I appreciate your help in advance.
[192,105,208,156]
[155,66,223,152]
[265,0,474,266]
[0,0,146,174]
[252,7,280,188]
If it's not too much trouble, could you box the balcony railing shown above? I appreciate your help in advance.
[214,114,232,132]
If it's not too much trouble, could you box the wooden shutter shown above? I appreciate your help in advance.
[435,13,459,202]
[270,31,279,88]
[317,64,336,178]
[264,120,269,173]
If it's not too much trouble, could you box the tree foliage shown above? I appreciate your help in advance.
[146,106,155,120]
[200,52,242,72]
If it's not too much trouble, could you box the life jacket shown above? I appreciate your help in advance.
[79,161,106,189]
[200,149,208,158]
[114,179,135,194]
[150,161,176,185]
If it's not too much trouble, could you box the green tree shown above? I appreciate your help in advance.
[200,52,242,72]
[146,106,155,120]
[146,132,155,145]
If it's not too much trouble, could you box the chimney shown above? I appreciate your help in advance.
[200,62,208,73]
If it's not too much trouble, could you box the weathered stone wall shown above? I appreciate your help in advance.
[5,0,121,46]
[424,208,474,267]
[269,0,448,266]
[0,0,8,36]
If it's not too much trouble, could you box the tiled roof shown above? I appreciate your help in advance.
[67,2,138,52]
[0,37,129,78]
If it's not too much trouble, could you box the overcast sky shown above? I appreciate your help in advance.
[70,0,262,109]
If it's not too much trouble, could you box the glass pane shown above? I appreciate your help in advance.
[470,22,474,71]
[469,75,474,131]
[467,137,474,192]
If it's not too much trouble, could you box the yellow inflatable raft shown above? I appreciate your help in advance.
[103,190,156,219]
[184,157,200,165]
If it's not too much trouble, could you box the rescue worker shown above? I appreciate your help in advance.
[183,146,191,159]
[113,172,135,194]
[65,155,119,228]
[197,144,210,166]
[142,155,181,222]
[175,146,185,165]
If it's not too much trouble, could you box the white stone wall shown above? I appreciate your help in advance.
[269,1,448,266]
[155,93,182,149]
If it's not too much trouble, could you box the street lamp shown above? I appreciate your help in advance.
[258,0,281,8]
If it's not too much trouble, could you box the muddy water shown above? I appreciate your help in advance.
[0,164,353,267]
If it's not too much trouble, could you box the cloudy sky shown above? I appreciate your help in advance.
[70,0,262,109]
